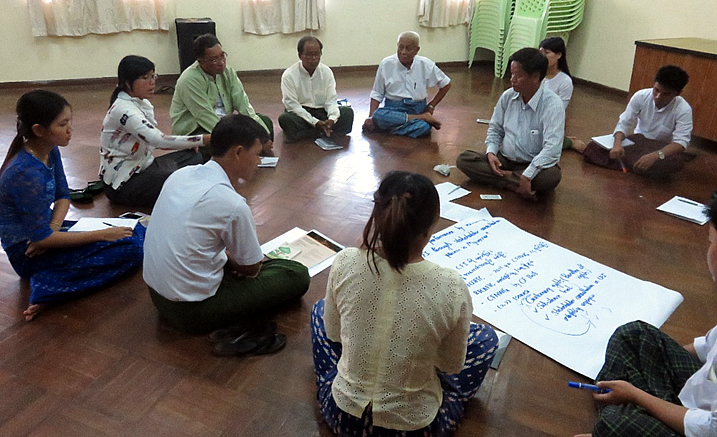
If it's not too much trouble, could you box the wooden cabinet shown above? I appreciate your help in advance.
[630,38,717,142]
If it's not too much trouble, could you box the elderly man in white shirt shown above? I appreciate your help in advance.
[278,36,354,143]
[581,65,692,177]
[362,31,451,138]
[575,197,717,437]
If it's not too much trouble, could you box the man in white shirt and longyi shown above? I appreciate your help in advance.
[279,36,354,143]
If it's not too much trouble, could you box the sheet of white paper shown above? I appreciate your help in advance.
[435,182,470,203]
[423,217,683,379]
[440,203,492,222]
[261,227,341,277]
[591,134,635,150]
[657,196,709,225]
[68,217,138,232]
[259,157,279,168]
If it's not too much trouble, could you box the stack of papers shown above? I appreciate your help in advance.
[261,228,344,277]
[591,134,635,150]
[68,217,139,232]
[259,156,279,168]
[657,196,709,225]
[315,138,343,151]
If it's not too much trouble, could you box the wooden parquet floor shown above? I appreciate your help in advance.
[1,64,716,436]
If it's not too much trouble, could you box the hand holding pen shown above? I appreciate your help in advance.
[569,381,611,394]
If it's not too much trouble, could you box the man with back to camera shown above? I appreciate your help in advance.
[171,34,274,156]
[278,36,354,143]
[144,114,310,346]
[579,65,692,177]
[362,31,451,138]
[456,47,565,200]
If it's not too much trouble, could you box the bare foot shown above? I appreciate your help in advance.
[568,136,586,153]
[412,112,442,129]
[23,303,47,322]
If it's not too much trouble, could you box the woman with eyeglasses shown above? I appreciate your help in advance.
[100,55,210,207]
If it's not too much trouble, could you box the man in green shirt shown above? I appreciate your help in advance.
[171,34,274,156]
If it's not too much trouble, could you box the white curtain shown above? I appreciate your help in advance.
[418,0,474,28]
[243,0,325,35]
[27,0,169,37]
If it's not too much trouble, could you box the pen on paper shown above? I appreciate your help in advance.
[568,382,611,393]
[677,198,701,207]
[102,222,117,227]
[447,186,461,196]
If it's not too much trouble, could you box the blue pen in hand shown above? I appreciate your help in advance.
[568,381,611,394]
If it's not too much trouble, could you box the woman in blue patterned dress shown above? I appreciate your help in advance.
[0,90,144,321]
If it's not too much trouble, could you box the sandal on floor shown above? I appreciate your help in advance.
[69,188,93,203]
[247,333,286,356]
[207,320,276,343]
[212,324,284,357]
[85,180,105,195]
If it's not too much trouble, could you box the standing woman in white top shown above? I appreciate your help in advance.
[311,171,498,436]
[540,37,578,150]
[100,55,210,207]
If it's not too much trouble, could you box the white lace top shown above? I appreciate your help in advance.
[323,247,472,430]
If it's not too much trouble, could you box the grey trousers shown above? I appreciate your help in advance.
[456,150,561,194]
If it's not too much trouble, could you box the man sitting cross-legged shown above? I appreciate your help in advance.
[362,31,451,138]
[144,114,310,341]
[278,36,354,143]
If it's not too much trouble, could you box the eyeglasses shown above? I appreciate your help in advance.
[302,51,322,59]
[203,52,228,65]
[140,73,159,82]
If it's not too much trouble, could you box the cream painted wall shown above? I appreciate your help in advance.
[3,0,717,89]
[568,0,717,90]
[0,0,470,83]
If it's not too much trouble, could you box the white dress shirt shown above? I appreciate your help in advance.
[679,324,717,437]
[485,87,565,180]
[281,61,340,125]
[369,54,451,102]
[614,88,693,148]
[143,160,264,302]
[323,248,472,430]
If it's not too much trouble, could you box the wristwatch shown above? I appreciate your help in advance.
[657,150,665,160]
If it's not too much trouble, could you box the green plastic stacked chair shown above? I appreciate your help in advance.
[468,0,515,77]
[499,0,584,77]
[542,0,585,44]
[500,0,549,76]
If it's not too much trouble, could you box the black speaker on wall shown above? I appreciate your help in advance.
[175,18,216,72]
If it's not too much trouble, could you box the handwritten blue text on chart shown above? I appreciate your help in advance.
[425,219,609,336]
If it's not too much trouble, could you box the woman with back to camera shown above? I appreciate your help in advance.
[100,55,209,207]
[0,90,143,321]
[311,171,498,436]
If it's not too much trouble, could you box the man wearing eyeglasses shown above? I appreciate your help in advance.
[171,34,274,156]
[278,36,354,143]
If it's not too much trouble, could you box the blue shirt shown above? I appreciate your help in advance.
[0,148,70,250]
[485,87,565,180]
